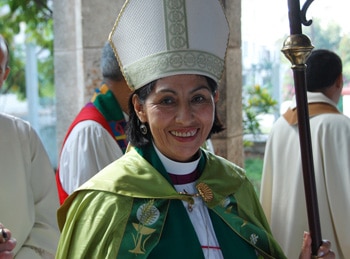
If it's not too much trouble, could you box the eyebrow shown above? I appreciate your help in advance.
[157,85,211,95]
[190,85,212,93]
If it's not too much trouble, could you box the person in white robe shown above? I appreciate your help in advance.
[260,49,350,259]
[0,34,60,258]
[56,42,131,204]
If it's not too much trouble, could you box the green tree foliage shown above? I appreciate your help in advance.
[0,0,53,99]
[243,85,277,136]
[338,35,350,85]
[304,21,342,51]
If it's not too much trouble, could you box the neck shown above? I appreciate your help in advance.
[104,79,131,113]
[154,143,200,175]
[321,84,341,104]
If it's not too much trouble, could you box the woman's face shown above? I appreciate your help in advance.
[133,74,218,162]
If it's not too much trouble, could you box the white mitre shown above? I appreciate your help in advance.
[109,0,229,90]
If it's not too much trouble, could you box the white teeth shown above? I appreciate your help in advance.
[171,130,196,137]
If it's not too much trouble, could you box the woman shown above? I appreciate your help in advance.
[56,0,334,258]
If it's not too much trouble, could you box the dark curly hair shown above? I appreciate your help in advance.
[126,76,225,147]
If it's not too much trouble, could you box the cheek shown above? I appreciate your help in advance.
[145,107,172,127]
[196,104,215,122]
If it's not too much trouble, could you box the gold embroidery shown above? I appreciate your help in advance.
[178,183,214,211]
[129,200,159,255]
[196,182,214,202]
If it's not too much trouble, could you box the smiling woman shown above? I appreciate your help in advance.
[131,74,218,162]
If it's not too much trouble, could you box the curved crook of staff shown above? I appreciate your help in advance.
[281,0,322,256]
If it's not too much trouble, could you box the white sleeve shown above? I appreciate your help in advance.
[2,115,60,257]
[59,120,123,194]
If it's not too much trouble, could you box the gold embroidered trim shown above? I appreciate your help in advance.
[196,182,214,203]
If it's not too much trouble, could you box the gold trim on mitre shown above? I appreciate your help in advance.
[108,0,229,90]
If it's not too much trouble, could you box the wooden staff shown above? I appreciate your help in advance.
[281,0,322,255]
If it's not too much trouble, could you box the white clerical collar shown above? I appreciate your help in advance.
[153,143,200,175]
[291,91,338,109]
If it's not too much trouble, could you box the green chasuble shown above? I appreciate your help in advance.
[56,145,286,259]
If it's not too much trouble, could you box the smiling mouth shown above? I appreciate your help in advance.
[170,129,197,137]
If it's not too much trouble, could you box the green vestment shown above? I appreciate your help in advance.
[56,145,286,259]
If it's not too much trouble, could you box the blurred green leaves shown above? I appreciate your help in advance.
[0,0,53,99]
[243,85,277,137]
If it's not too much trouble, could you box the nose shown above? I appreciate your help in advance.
[175,101,193,124]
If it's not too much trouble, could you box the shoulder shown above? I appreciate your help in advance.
[0,113,31,130]
[201,149,248,195]
[64,120,115,145]
[0,113,33,139]
[58,188,132,231]
[75,148,150,190]
[203,149,246,177]
[318,112,350,122]
[312,113,350,131]
[69,120,109,135]
[271,115,289,131]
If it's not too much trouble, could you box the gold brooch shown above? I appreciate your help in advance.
[196,182,213,203]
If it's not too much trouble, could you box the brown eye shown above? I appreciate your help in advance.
[160,97,175,105]
[192,95,208,104]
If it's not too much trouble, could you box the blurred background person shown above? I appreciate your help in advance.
[0,34,60,258]
[260,49,350,259]
[56,42,132,204]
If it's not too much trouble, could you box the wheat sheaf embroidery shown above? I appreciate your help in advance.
[129,200,160,255]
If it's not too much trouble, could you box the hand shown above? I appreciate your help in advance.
[299,232,335,259]
[0,224,16,259]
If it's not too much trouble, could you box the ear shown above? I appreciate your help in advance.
[3,67,10,81]
[335,73,343,89]
[214,90,219,103]
[132,94,147,123]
